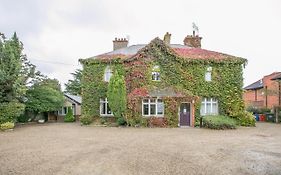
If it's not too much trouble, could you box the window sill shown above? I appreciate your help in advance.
[100,114,114,117]
[142,115,164,118]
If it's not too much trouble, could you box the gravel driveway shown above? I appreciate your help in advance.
[0,123,281,175]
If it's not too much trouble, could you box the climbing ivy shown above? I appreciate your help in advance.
[80,38,253,126]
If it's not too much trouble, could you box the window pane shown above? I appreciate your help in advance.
[63,107,67,114]
[206,103,211,114]
[152,72,156,80]
[200,103,205,115]
[150,99,156,103]
[107,103,112,114]
[101,102,106,114]
[157,103,164,115]
[150,104,156,115]
[157,99,163,103]
[205,72,211,82]
[212,102,218,115]
[156,72,160,80]
[143,104,149,115]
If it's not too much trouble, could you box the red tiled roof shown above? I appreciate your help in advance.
[173,48,233,60]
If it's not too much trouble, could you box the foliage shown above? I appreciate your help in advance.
[17,114,30,123]
[234,111,256,126]
[246,106,271,114]
[0,32,40,103]
[0,102,25,124]
[64,107,75,122]
[80,38,248,127]
[65,69,82,95]
[0,122,15,131]
[107,71,127,119]
[25,78,64,115]
[80,115,93,125]
[0,32,43,124]
[117,117,127,126]
[203,115,237,130]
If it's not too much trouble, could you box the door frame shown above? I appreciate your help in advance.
[178,102,192,127]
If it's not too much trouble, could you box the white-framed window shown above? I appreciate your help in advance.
[100,98,113,116]
[152,65,160,81]
[58,106,73,115]
[104,66,113,82]
[200,98,218,116]
[142,98,164,117]
[205,66,212,82]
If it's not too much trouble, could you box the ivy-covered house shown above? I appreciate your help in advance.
[79,31,247,127]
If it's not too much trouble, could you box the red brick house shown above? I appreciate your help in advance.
[243,72,281,109]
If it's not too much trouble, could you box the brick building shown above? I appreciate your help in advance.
[243,72,281,109]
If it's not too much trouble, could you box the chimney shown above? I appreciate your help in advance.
[183,31,202,48]
[163,32,171,44]
[113,38,128,51]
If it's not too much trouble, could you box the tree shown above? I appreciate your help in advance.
[107,71,127,121]
[65,69,82,95]
[25,78,64,118]
[0,32,39,123]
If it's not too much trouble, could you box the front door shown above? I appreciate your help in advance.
[180,103,191,126]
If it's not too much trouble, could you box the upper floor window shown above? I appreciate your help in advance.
[100,98,113,116]
[104,66,113,82]
[152,65,160,81]
[205,66,212,82]
[200,97,218,116]
[142,98,164,117]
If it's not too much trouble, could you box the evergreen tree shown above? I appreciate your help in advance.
[65,69,82,95]
[107,71,127,120]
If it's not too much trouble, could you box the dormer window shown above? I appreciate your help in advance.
[205,66,212,82]
[104,66,113,82]
[152,65,160,81]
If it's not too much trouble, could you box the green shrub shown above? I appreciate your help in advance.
[203,115,237,130]
[80,115,92,125]
[117,117,127,126]
[17,115,30,123]
[0,102,25,124]
[100,117,107,125]
[235,111,256,126]
[0,122,15,131]
[64,107,75,122]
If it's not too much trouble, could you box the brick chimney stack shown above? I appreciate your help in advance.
[113,38,128,51]
[163,32,171,44]
[183,31,202,48]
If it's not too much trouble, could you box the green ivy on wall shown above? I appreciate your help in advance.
[80,38,254,126]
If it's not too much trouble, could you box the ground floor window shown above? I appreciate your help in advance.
[200,98,218,116]
[142,98,164,117]
[58,106,73,115]
[100,98,113,116]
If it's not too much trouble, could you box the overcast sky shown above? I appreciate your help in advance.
[1,0,280,89]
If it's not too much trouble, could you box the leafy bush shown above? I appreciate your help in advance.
[0,122,15,131]
[100,117,107,125]
[0,102,25,124]
[235,111,256,126]
[64,107,75,122]
[203,115,237,130]
[17,115,30,123]
[80,115,92,125]
[117,117,127,126]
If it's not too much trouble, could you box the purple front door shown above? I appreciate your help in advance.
[180,103,190,126]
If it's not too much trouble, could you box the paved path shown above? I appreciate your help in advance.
[0,123,281,175]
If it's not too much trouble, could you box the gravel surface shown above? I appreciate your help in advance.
[0,123,281,175]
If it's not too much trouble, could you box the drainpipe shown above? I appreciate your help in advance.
[265,86,268,108]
